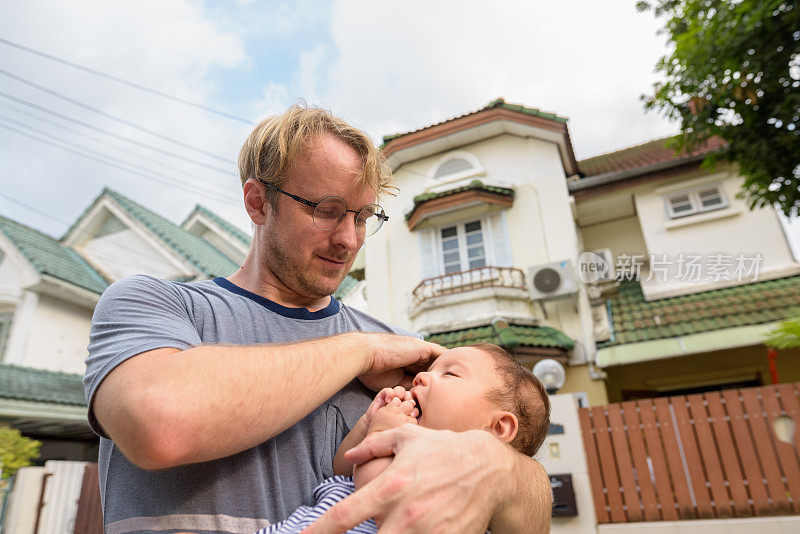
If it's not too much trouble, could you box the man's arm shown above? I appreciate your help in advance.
[302,426,551,534]
[93,333,443,470]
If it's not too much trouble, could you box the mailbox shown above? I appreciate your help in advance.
[550,473,577,517]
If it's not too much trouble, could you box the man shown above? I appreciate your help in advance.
[84,105,551,534]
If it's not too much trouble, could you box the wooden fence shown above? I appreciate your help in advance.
[73,463,103,534]
[579,382,800,523]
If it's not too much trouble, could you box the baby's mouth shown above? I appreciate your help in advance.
[411,390,423,423]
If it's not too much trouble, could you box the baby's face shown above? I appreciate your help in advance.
[410,347,503,432]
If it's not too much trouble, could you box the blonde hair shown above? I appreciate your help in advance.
[238,104,394,209]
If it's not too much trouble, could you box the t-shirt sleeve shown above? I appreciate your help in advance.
[83,274,202,437]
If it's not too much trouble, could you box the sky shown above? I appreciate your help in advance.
[0,0,797,255]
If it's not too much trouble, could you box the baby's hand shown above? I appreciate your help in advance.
[364,386,415,427]
[367,396,419,434]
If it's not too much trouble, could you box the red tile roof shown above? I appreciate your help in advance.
[578,136,728,178]
[381,98,568,146]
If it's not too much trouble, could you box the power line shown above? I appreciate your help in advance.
[0,102,235,185]
[0,120,241,205]
[0,68,235,163]
[0,37,254,125]
[0,90,236,175]
[0,114,237,201]
[0,190,74,227]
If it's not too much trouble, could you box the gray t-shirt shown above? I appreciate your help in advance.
[83,274,416,534]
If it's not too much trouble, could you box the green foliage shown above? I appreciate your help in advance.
[638,1,800,216]
[764,315,800,349]
[0,426,40,478]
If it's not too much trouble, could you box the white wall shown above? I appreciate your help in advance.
[19,294,92,374]
[80,227,187,282]
[368,133,593,357]
[633,168,798,297]
[541,393,598,534]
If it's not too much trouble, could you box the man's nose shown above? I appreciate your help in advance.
[330,212,360,250]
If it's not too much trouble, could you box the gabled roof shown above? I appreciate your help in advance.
[182,204,252,246]
[68,188,240,278]
[599,275,800,348]
[0,214,109,294]
[382,97,569,145]
[0,363,86,406]
[380,98,579,177]
[577,136,728,179]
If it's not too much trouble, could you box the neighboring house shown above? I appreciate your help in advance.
[0,187,363,461]
[370,98,800,406]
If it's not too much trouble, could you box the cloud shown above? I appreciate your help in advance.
[0,0,253,236]
[307,0,678,158]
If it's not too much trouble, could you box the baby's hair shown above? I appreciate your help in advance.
[468,343,551,456]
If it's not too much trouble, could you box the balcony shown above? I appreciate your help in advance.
[409,266,536,332]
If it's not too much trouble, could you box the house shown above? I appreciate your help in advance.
[369,98,800,406]
[0,187,363,462]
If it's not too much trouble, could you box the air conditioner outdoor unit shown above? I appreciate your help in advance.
[528,260,579,301]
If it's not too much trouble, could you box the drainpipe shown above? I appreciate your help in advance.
[767,347,779,384]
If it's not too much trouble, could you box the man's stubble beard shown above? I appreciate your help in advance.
[262,224,350,300]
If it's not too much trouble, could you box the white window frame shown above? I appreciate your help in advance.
[664,183,729,219]
[435,217,495,275]
[0,311,13,361]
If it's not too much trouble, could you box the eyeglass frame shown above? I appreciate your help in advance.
[258,180,389,235]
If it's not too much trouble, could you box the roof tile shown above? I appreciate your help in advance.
[600,274,800,348]
[0,215,108,294]
[427,323,574,351]
[0,363,86,406]
[578,136,728,178]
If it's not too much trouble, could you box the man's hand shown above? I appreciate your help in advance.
[301,425,550,534]
[356,333,446,391]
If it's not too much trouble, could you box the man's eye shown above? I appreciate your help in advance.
[444,371,457,377]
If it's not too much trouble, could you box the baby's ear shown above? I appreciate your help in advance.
[488,411,518,444]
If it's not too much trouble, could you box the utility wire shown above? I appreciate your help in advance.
[0,90,236,175]
[0,37,254,124]
[0,120,241,205]
[0,102,236,186]
[0,114,237,201]
[0,190,73,227]
[0,68,235,163]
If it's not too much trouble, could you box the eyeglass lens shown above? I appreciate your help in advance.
[312,196,385,237]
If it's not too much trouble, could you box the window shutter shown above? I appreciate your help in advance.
[489,212,513,267]
[417,229,439,279]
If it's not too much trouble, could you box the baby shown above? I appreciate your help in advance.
[256,342,551,534]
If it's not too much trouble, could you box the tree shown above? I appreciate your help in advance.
[0,426,40,479]
[638,0,800,216]
[764,315,800,349]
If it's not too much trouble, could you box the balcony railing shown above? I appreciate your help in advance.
[412,266,527,304]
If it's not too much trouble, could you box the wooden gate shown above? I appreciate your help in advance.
[579,382,800,523]
[72,463,103,534]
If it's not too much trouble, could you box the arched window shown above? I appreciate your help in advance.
[434,158,474,179]
[430,152,483,181]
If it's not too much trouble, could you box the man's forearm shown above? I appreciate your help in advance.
[95,333,370,469]
[490,452,552,534]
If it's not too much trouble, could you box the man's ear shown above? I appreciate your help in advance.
[488,411,518,444]
[243,178,269,225]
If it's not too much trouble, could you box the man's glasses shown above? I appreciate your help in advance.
[260,181,389,237]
